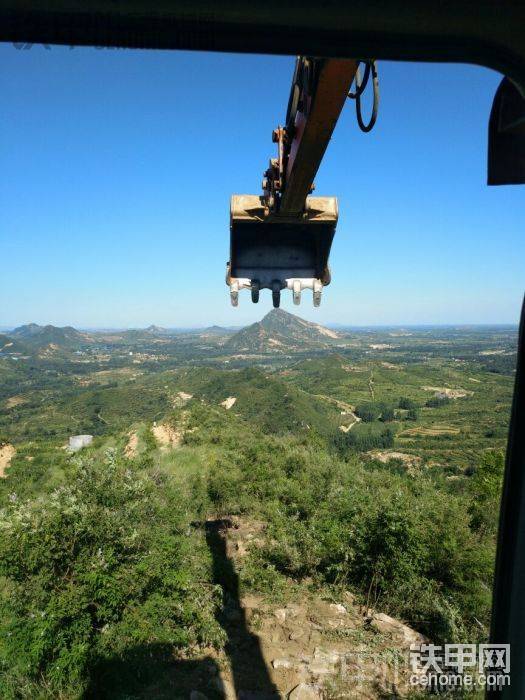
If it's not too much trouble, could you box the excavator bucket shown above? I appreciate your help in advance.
[227,194,338,307]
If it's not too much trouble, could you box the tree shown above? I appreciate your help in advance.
[426,396,451,408]
[355,402,382,423]
[406,408,419,421]
[380,406,395,422]
[398,397,417,410]
[468,450,505,535]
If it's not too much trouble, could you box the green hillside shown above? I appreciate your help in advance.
[10,323,91,349]
[0,320,515,698]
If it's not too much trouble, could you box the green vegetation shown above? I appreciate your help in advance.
[0,320,515,697]
[0,451,224,698]
[333,423,395,452]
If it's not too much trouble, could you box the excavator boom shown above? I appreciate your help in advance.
[227,57,358,307]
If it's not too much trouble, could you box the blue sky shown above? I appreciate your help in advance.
[0,45,523,328]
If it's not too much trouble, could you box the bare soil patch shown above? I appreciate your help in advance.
[0,443,16,477]
[124,432,139,458]
[5,395,26,409]
[152,422,182,449]
[381,361,401,370]
[421,386,472,399]
[367,450,422,476]
[369,450,422,469]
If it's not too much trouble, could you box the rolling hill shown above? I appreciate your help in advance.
[9,324,91,350]
[225,308,340,353]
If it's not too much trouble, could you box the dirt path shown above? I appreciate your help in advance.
[312,393,361,433]
[0,444,15,477]
[311,393,357,415]
[312,394,361,433]
[339,419,360,433]
[368,371,375,399]
[190,518,426,699]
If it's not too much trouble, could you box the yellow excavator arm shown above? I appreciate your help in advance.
[227,57,361,308]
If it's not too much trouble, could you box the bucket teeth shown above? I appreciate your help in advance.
[226,271,251,306]
[251,280,260,304]
[227,275,324,306]
[230,280,239,307]
[272,281,281,308]
[292,280,301,305]
[313,280,323,307]
[228,194,337,308]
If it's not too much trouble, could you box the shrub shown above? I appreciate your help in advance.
[355,402,383,423]
[398,397,418,410]
[210,437,495,644]
[0,451,224,697]
[468,450,505,535]
[426,395,451,408]
[379,406,395,422]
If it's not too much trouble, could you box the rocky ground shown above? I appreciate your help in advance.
[179,518,426,700]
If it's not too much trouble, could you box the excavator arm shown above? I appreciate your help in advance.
[227,57,358,307]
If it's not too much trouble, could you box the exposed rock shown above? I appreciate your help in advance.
[329,603,347,615]
[285,604,303,618]
[313,647,340,665]
[274,608,287,623]
[308,662,333,676]
[208,516,428,698]
[287,683,321,700]
[221,396,237,410]
[289,628,305,641]
[68,434,93,452]
[371,612,426,646]
[270,629,283,644]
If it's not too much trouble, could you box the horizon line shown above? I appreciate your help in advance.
[1,320,520,332]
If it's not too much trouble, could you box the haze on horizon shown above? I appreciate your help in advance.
[1,47,523,328]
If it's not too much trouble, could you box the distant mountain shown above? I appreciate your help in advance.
[111,326,175,341]
[225,309,340,353]
[10,322,42,338]
[10,324,90,349]
[200,325,236,337]
[145,325,168,335]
